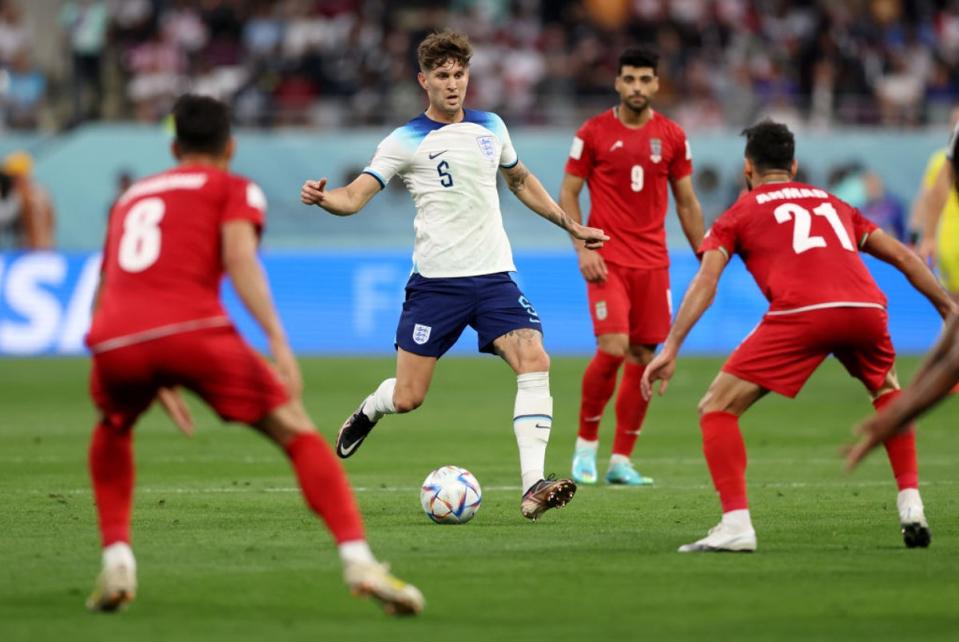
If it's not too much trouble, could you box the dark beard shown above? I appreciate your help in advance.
[622,98,649,115]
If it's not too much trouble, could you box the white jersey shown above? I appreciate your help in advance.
[363,109,519,278]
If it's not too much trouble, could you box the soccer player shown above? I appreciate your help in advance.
[845,312,959,469]
[85,95,423,615]
[641,120,956,552]
[914,112,959,297]
[562,47,704,486]
[299,31,608,520]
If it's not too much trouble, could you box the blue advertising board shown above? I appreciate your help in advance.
[0,251,944,357]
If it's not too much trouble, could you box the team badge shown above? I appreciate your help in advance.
[412,323,432,345]
[650,138,662,163]
[595,301,607,321]
[476,135,497,161]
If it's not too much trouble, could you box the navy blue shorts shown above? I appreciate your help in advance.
[395,272,543,358]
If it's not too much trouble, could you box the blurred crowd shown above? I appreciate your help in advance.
[0,0,958,131]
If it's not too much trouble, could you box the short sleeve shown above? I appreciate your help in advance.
[223,176,267,234]
[489,113,518,169]
[948,123,959,161]
[698,210,738,259]
[923,151,946,189]
[850,207,879,248]
[564,122,594,179]
[669,127,693,181]
[363,130,413,188]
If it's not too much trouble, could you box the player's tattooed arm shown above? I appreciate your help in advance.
[501,162,609,249]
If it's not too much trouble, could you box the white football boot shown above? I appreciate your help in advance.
[678,522,757,553]
[86,543,137,612]
[898,490,931,549]
[343,560,425,616]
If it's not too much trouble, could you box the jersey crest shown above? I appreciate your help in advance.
[476,135,497,162]
[650,138,662,163]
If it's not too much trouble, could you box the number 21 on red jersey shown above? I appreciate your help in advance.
[774,202,854,255]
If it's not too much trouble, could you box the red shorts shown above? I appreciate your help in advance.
[586,263,671,345]
[90,326,290,429]
[722,306,896,398]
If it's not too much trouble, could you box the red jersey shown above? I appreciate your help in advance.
[87,165,266,350]
[700,181,886,314]
[565,109,692,269]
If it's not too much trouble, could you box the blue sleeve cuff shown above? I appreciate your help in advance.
[362,168,386,190]
[499,157,519,169]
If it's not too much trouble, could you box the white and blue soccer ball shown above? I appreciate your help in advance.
[419,465,482,524]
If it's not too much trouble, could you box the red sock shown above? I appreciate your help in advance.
[700,412,749,512]
[89,421,135,547]
[874,391,919,490]
[579,350,624,440]
[285,432,365,543]
[612,362,650,456]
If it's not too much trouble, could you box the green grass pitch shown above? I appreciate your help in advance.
[1,356,957,641]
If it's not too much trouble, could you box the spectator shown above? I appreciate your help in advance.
[60,0,109,124]
[3,48,45,129]
[0,1,28,66]
[861,171,908,242]
[0,151,55,250]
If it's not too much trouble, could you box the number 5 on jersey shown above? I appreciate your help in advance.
[437,160,453,188]
[118,197,165,272]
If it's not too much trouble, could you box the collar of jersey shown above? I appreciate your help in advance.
[409,109,488,133]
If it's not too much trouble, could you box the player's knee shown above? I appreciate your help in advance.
[628,344,657,365]
[596,335,629,358]
[393,391,424,413]
[697,391,723,417]
[516,349,550,374]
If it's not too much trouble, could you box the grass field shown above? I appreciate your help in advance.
[1,356,957,642]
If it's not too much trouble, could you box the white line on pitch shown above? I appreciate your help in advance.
[17,479,959,497]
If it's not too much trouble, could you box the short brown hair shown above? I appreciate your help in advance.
[417,30,472,72]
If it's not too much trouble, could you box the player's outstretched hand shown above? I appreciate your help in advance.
[300,178,328,206]
[158,387,195,437]
[917,236,937,267]
[571,223,609,250]
[270,338,303,399]
[641,349,676,400]
[843,415,891,472]
[577,247,608,283]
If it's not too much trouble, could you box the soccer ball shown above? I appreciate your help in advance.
[419,465,482,524]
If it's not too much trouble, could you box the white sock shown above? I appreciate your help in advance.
[362,378,396,421]
[609,453,630,468]
[897,488,924,517]
[338,539,376,566]
[102,542,136,571]
[513,372,552,494]
[575,437,598,452]
[721,509,753,531]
